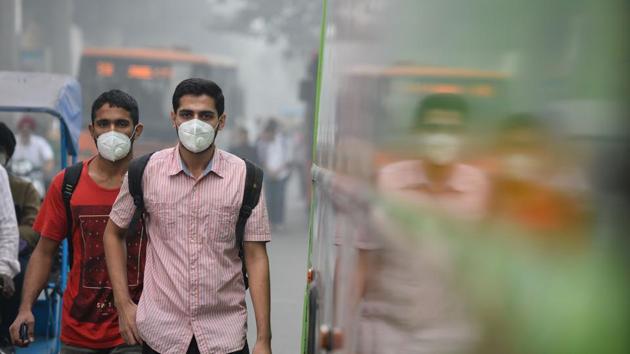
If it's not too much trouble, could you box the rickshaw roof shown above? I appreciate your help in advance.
[0,71,82,155]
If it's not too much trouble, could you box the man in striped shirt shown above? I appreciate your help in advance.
[104,78,272,354]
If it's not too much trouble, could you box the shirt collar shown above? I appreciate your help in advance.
[180,154,213,178]
[167,145,225,179]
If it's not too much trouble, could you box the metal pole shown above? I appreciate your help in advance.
[56,120,69,353]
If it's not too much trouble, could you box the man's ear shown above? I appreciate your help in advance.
[218,113,227,131]
[132,123,144,141]
[170,111,177,128]
[88,123,96,140]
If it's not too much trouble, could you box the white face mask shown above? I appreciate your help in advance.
[177,119,216,153]
[97,130,133,162]
[0,152,7,167]
[422,133,462,165]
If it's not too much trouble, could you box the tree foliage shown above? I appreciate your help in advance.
[205,0,322,57]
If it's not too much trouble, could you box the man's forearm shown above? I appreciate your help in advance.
[103,220,131,305]
[246,245,271,340]
[19,243,56,311]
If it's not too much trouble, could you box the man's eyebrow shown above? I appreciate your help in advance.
[180,109,216,113]
[95,117,130,122]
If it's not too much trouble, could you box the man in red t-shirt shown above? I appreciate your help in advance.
[10,90,147,353]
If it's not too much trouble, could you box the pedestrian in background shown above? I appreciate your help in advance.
[258,119,291,231]
[229,126,260,165]
[0,123,40,353]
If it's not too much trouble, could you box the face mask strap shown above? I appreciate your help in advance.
[209,117,223,148]
[129,126,137,143]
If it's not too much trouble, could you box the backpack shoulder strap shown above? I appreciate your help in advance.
[236,159,264,245]
[236,158,264,289]
[126,153,154,234]
[61,161,84,268]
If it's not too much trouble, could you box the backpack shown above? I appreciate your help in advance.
[61,154,263,289]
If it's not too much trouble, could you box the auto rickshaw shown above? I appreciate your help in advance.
[0,71,81,354]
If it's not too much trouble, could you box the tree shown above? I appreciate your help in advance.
[204,0,322,58]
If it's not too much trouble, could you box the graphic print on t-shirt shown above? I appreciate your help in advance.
[69,205,145,323]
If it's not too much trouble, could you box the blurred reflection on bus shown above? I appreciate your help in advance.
[304,1,629,353]
[488,113,590,245]
[351,94,487,354]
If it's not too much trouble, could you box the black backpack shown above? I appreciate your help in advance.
[61,154,263,289]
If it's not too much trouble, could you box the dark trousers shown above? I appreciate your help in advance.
[60,343,141,353]
[0,253,30,346]
[142,337,248,354]
[265,177,288,225]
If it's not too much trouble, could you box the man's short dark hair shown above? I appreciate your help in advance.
[414,93,469,127]
[172,78,224,116]
[0,122,16,161]
[91,89,139,125]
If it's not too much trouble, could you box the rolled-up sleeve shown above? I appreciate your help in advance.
[244,186,271,242]
[109,172,136,229]
[0,166,20,278]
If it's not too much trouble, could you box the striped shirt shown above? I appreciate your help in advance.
[110,147,271,354]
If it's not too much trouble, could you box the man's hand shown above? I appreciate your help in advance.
[117,300,142,345]
[0,274,15,298]
[9,310,35,347]
[252,339,272,354]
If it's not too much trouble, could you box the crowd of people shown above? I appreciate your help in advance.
[228,118,309,231]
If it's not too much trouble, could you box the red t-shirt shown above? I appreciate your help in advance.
[33,158,146,348]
